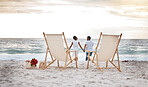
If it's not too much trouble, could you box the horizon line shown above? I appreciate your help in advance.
[0,38,148,40]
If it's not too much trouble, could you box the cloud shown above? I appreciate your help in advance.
[88,27,148,39]
[0,0,148,39]
[108,6,148,18]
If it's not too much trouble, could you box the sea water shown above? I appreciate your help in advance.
[0,38,148,61]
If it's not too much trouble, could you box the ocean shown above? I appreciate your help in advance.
[0,38,148,61]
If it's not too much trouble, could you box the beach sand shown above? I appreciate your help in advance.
[0,60,148,87]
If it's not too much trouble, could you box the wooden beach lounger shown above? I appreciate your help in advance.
[86,32,122,72]
[40,32,78,70]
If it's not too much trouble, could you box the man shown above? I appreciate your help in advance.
[84,36,94,61]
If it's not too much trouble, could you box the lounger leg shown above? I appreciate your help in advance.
[65,60,73,68]
[94,63,103,72]
[106,61,108,68]
[60,60,73,71]
[89,59,103,72]
[117,50,120,69]
[87,59,89,69]
[109,61,121,72]
[44,48,48,67]
[57,60,59,68]
[43,59,56,70]
[64,59,67,69]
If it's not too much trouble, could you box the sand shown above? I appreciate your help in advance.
[0,60,148,87]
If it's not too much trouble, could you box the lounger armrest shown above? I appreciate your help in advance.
[69,50,79,52]
[65,49,79,53]
[86,50,94,52]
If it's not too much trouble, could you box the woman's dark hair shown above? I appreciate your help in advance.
[87,36,91,40]
[73,36,77,40]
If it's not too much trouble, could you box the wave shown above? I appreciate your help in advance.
[0,38,148,56]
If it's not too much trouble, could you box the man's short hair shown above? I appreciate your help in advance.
[87,36,91,40]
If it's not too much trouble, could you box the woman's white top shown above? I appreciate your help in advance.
[85,40,94,51]
[72,40,79,57]
[72,40,79,50]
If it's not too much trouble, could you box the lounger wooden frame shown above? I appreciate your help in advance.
[42,32,78,70]
[86,32,122,72]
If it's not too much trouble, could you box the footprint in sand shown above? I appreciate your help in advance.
[89,81,96,83]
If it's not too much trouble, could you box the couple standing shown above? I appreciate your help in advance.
[69,36,94,61]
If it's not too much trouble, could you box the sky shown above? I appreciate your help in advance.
[0,0,148,39]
